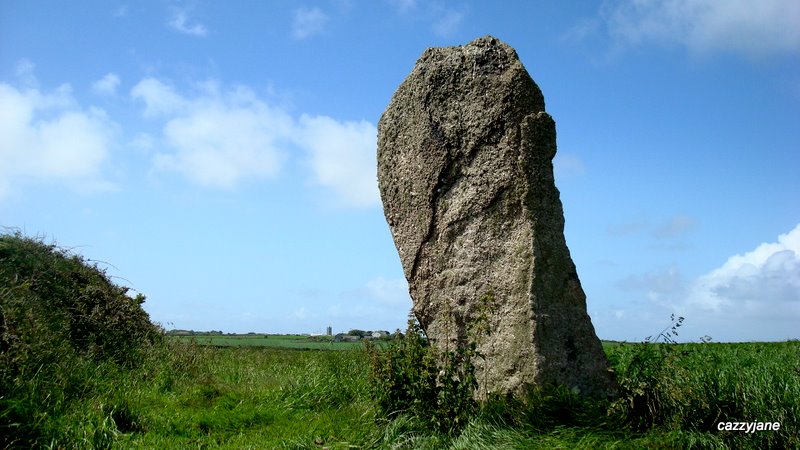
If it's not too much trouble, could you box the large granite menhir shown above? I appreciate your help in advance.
[377,36,617,398]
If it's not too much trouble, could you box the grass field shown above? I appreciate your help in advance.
[3,333,799,448]
[169,334,365,350]
[115,343,375,449]
[104,337,798,449]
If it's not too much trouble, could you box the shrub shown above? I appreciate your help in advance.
[0,232,162,448]
[365,314,478,435]
[0,233,161,365]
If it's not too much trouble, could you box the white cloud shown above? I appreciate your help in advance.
[92,73,120,96]
[685,223,800,315]
[652,215,695,238]
[562,17,602,46]
[132,79,293,189]
[607,220,650,237]
[390,0,417,13]
[431,7,465,37]
[554,153,586,179]
[610,224,800,341]
[364,276,410,305]
[297,115,379,207]
[131,77,186,117]
[327,276,412,330]
[600,0,800,57]
[617,266,686,296]
[132,77,379,206]
[129,132,154,153]
[293,307,309,320]
[292,7,328,39]
[14,59,37,87]
[606,215,695,239]
[168,9,207,37]
[388,2,467,38]
[0,82,115,199]
[157,106,290,188]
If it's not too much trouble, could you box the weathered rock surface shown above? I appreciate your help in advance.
[377,36,617,398]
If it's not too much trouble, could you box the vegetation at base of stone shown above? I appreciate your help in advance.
[364,313,799,449]
[0,232,162,449]
[365,315,479,435]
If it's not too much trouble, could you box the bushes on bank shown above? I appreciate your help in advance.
[0,232,162,448]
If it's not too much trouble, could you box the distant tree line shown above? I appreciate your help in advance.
[164,329,402,339]
[165,329,226,336]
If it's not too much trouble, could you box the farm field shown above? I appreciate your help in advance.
[109,338,798,449]
[114,343,376,449]
[168,334,365,350]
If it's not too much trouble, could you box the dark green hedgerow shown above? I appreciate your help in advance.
[0,232,162,449]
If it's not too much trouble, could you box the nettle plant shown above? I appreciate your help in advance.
[365,300,485,435]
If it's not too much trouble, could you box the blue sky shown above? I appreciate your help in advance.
[1,1,798,342]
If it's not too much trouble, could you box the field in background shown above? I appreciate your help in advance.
[168,334,364,350]
[110,338,799,449]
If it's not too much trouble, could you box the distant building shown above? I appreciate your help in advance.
[334,333,361,342]
[326,326,332,336]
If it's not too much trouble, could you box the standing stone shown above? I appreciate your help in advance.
[377,36,617,398]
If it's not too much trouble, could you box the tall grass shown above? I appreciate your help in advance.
[111,342,376,449]
[366,315,799,449]
[0,232,162,448]
[607,341,799,449]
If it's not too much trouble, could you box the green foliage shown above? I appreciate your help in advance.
[5,321,795,449]
[0,232,162,448]
[606,341,791,448]
[606,316,800,449]
[607,340,693,431]
[366,312,799,449]
[365,314,478,435]
[604,316,688,431]
[116,344,376,449]
[0,232,161,366]
[478,384,610,433]
[169,333,364,349]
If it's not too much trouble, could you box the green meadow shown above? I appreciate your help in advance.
[2,233,798,449]
[6,334,799,449]
[169,334,364,350]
